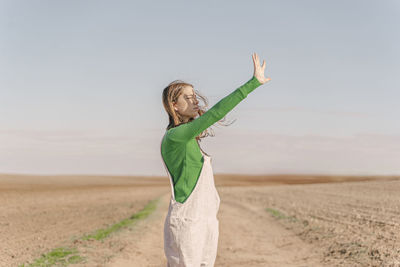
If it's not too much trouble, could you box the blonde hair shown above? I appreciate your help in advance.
[162,80,234,141]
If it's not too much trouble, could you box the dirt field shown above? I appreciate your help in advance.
[1,173,399,266]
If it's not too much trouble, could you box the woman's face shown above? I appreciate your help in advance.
[173,85,199,122]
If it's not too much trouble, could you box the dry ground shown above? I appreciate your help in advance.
[1,173,399,266]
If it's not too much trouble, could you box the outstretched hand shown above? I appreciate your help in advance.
[252,52,271,84]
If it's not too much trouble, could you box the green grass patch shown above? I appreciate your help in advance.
[265,207,298,222]
[81,197,159,241]
[19,197,160,267]
[18,247,85,267]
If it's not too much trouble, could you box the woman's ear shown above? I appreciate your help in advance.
[172,102,178,111]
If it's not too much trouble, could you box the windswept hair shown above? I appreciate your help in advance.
[162,80,235,141]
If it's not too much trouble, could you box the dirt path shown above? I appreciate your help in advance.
[108,189,325,267]
[106,193,169,267]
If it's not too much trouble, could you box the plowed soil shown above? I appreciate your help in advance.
[1,174,399,267]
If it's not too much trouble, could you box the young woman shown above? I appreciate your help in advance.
[160,52,271,266]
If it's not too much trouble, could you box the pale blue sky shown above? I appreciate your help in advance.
[1,0,399,175]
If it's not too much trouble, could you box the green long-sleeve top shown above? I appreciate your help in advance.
[161,76,262,203]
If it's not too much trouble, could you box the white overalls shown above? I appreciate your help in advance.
[160,140,221,267]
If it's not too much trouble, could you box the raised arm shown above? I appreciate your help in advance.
[167,52,271,143]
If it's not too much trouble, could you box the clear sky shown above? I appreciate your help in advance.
[1,0,399,176]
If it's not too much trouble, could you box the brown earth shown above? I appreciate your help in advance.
[1,173,399,266]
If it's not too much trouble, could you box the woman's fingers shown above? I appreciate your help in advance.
[252,53,257,69]
[253,53,260,67]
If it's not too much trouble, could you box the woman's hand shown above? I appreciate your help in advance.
[252,52,271,84]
